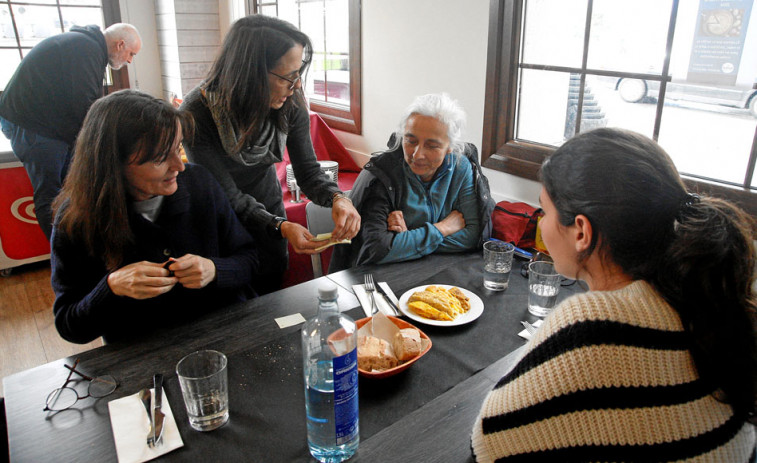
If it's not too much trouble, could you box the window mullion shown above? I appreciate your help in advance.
[574,0,594,137]
[744,127,757,188]
[56,1,65,34]
[652,0,679,141]
[7,1,24,59]
[321,0,328,103]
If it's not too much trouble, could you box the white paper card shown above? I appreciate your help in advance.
[275,313,307,329]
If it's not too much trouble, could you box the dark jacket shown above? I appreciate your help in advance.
[330,141,495,272]
[180,86,341,278]
[51,164,259,344]
[0,25,107,145]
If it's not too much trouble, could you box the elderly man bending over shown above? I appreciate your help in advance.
[0,22,141,240]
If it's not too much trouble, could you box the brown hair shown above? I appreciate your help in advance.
[53,90,194,270]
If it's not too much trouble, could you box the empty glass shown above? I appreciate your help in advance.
[176,350,229,432]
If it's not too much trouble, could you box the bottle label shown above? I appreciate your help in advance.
[332,347,359,445]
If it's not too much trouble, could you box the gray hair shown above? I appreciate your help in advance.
[393,93,467,154]
[104,23,141,47]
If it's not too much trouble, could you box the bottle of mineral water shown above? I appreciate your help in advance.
[302,281,359,462]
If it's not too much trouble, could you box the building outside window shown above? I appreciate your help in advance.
[0,0,125,153]
[250,0,362,133]
[484,0,757,215]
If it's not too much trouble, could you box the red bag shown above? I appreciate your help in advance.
[490,201,543,248]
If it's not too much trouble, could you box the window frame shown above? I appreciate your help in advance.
[483,0,757,218]
[250,0,362,134]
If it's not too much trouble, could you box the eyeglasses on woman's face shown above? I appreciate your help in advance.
[268,70,302,90]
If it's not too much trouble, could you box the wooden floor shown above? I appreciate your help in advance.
[0,261,102,397]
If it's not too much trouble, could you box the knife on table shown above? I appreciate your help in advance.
[375,283,401,316]
[152,374,165,446]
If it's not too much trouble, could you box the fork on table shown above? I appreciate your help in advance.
[364,274,378,315]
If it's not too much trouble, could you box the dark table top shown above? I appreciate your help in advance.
[3,252,582,462]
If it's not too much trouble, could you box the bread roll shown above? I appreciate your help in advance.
[393,328,422,362]
[358,335,398,371]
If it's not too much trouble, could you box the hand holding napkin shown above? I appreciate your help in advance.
[108,388,184,463]
[352,282,400,317]
[311,232,351,252]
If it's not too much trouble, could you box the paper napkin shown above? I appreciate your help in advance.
[108,388,184,463]
[517,319,544,341]
[311,232,352,252]
[352,282,401,317]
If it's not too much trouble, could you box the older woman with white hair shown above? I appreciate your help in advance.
[330,93,494,270]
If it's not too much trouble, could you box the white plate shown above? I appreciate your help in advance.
[398,284,484,326]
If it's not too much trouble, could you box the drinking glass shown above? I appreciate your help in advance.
[176,350,229,431]
[527,261,561,317]
[483,241,514,291]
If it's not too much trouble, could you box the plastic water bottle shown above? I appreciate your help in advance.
[302,281,359,462]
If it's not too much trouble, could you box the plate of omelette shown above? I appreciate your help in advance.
[398,284,484,326]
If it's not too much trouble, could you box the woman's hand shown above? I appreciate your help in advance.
[167,254,217,289]
[387,210,408,233]
[281,220,323,255]
[107,261,177,299]
[330,197,361,241]
[434,210,466,237]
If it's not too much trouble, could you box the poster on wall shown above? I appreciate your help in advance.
[687,0,753,86]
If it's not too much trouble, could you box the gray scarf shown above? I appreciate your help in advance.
[202,88,286,167]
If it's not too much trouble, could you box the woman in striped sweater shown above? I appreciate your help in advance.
[472,128,756,462]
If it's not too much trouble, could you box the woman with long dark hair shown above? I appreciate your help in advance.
[52,90,258,344]
[472,128,756,461]
[181,15,360,293]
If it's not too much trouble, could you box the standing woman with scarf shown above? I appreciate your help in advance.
[181,15,360,294]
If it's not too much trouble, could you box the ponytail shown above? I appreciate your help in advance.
[655,196,757,418]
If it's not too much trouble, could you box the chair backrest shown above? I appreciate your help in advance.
[305,201,337,278]
[305,201,336,237]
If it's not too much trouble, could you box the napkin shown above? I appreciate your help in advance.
[311,232,352,252]
[517,319,543,340]
[108,388,184,463]
[352,282,400,317]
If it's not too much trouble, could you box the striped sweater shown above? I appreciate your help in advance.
[471,280,756,462]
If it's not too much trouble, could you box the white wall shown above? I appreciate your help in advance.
[337,0,541,205]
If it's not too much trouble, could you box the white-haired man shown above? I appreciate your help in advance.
[0,23,141,240]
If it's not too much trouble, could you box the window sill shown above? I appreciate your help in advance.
[309,100,361,134]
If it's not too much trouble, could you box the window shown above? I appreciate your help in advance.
[483,0,757,216]
[0,0,127,152]
[251,0,362,134]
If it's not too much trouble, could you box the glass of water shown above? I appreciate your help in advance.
[176,350,229,432]
[483,241,515,291]
[527,261,561,317]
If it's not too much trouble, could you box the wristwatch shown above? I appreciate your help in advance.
[269,216,287,238]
